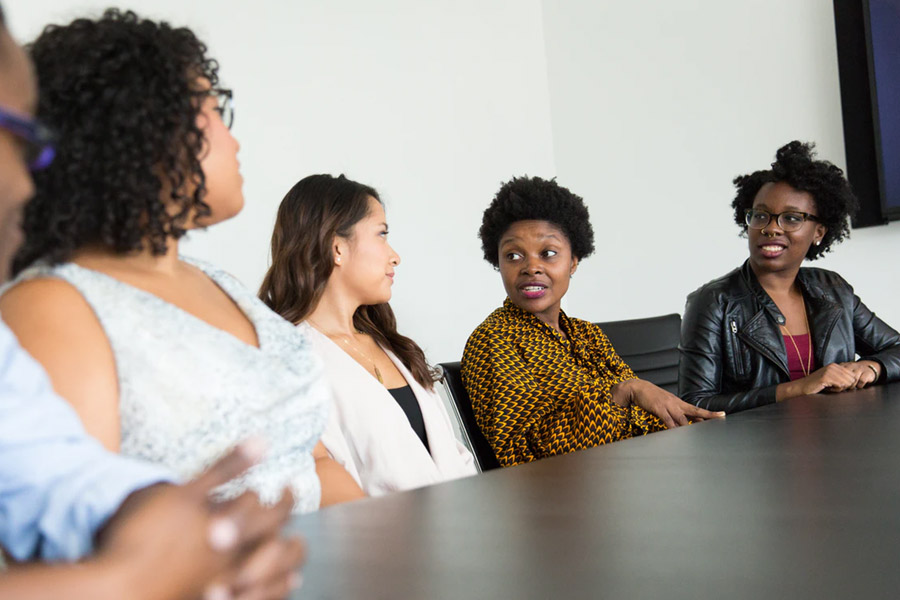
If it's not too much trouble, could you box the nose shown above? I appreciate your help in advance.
[760,217,783,237]
[389,245,400,267]
[521,256,543,274]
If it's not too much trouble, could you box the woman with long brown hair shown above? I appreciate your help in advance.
[260,174,475,495]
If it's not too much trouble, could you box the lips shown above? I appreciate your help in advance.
[519,282,547,299]
[758,243,787,258]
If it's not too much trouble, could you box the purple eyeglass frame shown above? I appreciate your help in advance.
[0,105,56,171]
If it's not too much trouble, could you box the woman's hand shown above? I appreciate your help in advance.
[777,362,872,401]
[612,379,725,427]
[837,360,882,389]
[800,363,859,395]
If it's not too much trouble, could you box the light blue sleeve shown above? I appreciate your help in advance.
[0,321,174,562]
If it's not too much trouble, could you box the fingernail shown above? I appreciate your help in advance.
[208,517,239,551]
[204,584,232,600]
[290,573,304,590]
[238,437,267,462]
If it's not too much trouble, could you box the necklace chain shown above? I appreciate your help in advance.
[780,299,813,378]
[308,320,384,385]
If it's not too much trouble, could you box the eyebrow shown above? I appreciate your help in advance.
[500,233,562,246]
[753,204,811,212]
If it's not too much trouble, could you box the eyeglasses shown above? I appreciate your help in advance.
[745,208,819,232]
[0,105,56,171]
[211,88,234,130]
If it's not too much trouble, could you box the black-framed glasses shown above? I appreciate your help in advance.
[211,88,234,130]
[745,208,819,232]
[0,105,56,171]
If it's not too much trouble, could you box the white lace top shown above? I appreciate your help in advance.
[6,257,329,512]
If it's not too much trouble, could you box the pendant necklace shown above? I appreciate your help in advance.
[309,320,384,385]
[780,298,813,377]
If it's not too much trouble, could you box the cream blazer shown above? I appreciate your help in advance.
[300,323,476,496]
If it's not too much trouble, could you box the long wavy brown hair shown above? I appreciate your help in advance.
[259,174,438,390]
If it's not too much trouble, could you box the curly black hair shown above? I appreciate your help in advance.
[479,176,595,267]
[12,9,219,275]
[731,141,858,260]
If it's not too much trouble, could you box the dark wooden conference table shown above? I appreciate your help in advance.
[288,383,900,599]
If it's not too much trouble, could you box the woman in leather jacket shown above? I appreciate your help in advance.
[679,141,900,413]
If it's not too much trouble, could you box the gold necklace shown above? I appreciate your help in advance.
[309,320,384,385]
[780,299,813,378]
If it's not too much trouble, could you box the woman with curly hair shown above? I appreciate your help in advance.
[461,176,722,468]
[259,174,475,495]
[0,10,363,509]
[679,141,900,413]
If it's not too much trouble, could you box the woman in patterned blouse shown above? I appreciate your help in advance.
[461,176,723,467]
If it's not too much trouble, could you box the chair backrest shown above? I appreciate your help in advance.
[438,362,501,472]
[594,313,682,394]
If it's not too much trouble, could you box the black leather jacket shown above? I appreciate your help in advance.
[679,261,900,413]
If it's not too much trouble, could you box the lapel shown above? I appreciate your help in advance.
[304,323,435,459]
[797,272,844,366]
[737,262,790,376]
[382,349,460,471]
[739,309,789,376]
[735,262,845,374]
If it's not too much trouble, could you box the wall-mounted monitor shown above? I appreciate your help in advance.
[834,0,900,227]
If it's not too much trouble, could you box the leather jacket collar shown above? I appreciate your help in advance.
[737,260,843,376]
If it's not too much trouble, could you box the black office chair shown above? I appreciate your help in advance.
[594,313,682,394]
[438,362,501,472]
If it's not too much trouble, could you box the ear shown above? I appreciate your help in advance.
[570,256,579,276]
[814,224,827,246]
[333,237,348,266]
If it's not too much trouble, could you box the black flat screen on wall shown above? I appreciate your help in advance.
[834,0,900,226]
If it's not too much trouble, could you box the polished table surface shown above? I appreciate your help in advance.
[288,383,900,599]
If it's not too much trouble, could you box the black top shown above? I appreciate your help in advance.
[388,385,430,453]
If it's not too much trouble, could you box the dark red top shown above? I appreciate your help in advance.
[784,333,814,381]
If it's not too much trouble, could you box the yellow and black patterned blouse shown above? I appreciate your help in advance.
[461,299,666,467]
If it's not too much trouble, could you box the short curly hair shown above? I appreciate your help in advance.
[479,176,595,267]
[731,141,858,260]
[12,9,219,275]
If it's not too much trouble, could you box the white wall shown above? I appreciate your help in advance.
[6,0,899,363]
[4,0,556,362]
[541,0,900,329]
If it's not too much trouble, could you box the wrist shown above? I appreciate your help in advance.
[611,378,640,407]
[91,554,153,600]
[96,483,170,550]
[775,380,800,402]
[864,361,881,381]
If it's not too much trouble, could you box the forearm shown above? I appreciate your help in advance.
[849,292,900,381]
[0,559,139,600]
[775,379,806,402]
[315,457,365,507]
[685,385,776,413]
[529,392,632,457]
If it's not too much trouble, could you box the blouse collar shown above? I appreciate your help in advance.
[501,297,574,342]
